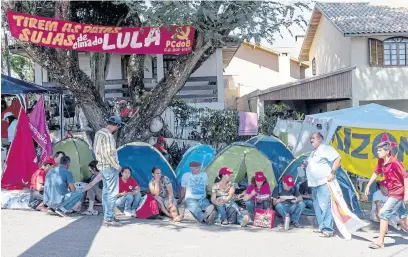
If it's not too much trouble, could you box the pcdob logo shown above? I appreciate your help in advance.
[166,26,191,49]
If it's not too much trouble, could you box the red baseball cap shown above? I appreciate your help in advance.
[219,167,233,175]
[379,180,388,187]
[283,175,295,187]
[254,171,266,182]
[43,157,57,166]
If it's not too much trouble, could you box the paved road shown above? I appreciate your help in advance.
[1,210,407,257]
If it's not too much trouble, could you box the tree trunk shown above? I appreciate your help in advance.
[118,35,212,145]
[90,52,111,100]
[126,54,145,104]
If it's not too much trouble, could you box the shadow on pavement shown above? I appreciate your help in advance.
[18,215,102,257]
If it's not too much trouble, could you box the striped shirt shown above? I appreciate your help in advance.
[93,128,120,171]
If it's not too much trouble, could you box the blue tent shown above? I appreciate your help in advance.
[247,136,294,181]
[175,144,215,184]
[117,142,178,194]
[282,153,364,218]
[1,74,62,94]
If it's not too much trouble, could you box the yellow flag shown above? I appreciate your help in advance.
[330,127,408,178]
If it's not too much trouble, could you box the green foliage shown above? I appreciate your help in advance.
[259,102,304,136]
[9,54,34,82]
[119,1,310,45]
[168,100,304,148]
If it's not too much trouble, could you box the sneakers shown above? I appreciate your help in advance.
[82,210,98,216]
[55,208,67,217]
[291,222,304,228]
[124,211,133,217]
[104,220,123,227]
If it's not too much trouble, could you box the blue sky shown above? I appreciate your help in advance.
[266,0,388,48]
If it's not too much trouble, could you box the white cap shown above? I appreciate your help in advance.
[2,112,13,121]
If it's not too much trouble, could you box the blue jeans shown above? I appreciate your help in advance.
[312,184,334,233]
[60,191,82,210]
[102,168,119,222]
[245,199,269,220]
[185,198,211,222]
[216,201,244,224]
[302,198,315,216]
[275,202,305,225]
[116,193,142,212]
[379,197,408,221]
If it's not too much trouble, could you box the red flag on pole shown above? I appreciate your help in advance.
[1,108,38,190]
[29,96,53,162]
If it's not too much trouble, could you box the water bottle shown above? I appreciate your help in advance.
[284,213,290,230]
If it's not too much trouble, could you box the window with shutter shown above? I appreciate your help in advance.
[368,38,384,66]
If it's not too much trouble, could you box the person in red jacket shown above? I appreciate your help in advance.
[366,141,408,249]
[153,136,168,160]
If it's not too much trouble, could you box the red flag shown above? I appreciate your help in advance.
[29,96,53,162]
[2,109,38,190]
[1,99,22,138]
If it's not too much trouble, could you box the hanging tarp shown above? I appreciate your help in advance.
[7,10,195,55]
[1,74,62,94]
[330,127,408,178]
[293,104,408,157]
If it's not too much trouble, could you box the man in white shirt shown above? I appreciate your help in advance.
[305,132,341,238]
[178,161,216,224]
[370,180,401,230]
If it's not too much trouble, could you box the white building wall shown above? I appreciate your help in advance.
[350,36,408,107]
[308,16,351,75]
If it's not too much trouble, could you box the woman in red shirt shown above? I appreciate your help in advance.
[237,171,271,220]
[115,167,142,217]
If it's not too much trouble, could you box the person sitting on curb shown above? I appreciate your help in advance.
[299,178,314,216]
[81,160,103,216]
[211,167,249,226]
[116,167,142,217]
[370,180,401,230]
[237,171,271,220]
[272,175,305,228]
[149,167,182,222]
[28,157,57,212]
[178,161,217,225]
[43,156,83,217]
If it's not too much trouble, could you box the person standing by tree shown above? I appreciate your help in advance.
[93,116,122,226]
[305,132,341,238]
[365,142,408,249]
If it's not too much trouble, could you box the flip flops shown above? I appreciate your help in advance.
[369,242,384,249]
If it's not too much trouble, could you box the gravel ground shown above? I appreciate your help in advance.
[1,210,407,257]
